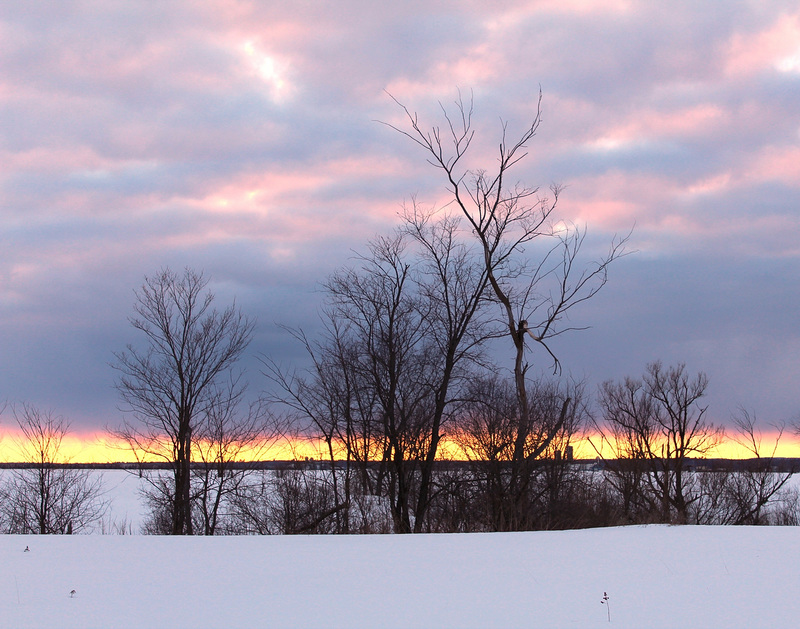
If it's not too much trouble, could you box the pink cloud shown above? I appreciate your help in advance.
[584,104,729,149]
[747,145,800,187]
[681,144,800,202]
[561,171,673,226]
[684,173,733,197]
[725,13,800,77]
[131,152,416,255]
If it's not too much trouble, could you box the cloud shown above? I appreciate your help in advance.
[1,0,798,430]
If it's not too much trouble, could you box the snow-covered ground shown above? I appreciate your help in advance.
[2,525,798,629]
[2,470,800,628]
[94,469,149,533]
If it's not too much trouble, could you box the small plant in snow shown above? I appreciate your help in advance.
[601,591,611,622]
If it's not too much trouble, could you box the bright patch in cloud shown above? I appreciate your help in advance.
[240,41,293,102]
[585,105,727,151]
[776,49,800,73]
[686,172,732,196]
[726,14,800,76]
[587,135,633,152]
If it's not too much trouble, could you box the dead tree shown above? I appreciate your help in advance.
[385,90,627,529]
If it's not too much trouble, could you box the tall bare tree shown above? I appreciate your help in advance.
[269,210,491,533]
[385,90,627,528]
[401,206,492,531]
[113,267,254,535]
[0,404,106,534]
[321,233,431,534]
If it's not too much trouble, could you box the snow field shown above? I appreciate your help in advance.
[2,525,799,629]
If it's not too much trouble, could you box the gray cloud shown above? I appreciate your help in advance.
[1,0,798,432]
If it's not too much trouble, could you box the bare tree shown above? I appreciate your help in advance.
[644,361,722,521]
[191,385,282,535]
[592,376,661,522]
[265,92,625,534]
[113,267,254,535]
[385,91,627,529]
[321,233,432,534]
[264,322,375,534]
[401,206,492,532]
[693,409,795,525]
[269,210,492,533]
[0,404,106,534]
[597,362,723,523]
[454,376,578,530]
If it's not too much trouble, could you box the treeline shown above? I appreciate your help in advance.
[205,360,796,534]
[0,392,797,534]
[130,358,799,534]
[193,458,800,535]
[94,95,631,536]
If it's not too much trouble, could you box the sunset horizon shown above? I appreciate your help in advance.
[2,429,799,465]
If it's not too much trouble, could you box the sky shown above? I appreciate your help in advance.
[1,0,799,440]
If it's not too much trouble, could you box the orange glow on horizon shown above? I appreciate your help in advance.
[1,430,799,464]
[579,432,800,461]
[0,430,321,465]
